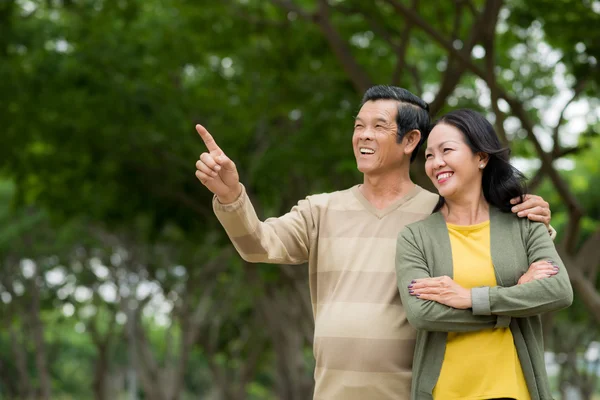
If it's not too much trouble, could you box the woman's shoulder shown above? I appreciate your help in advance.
[490,207,550,244]
[490,206,537,230]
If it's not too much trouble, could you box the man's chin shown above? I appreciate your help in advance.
[356,160,377,172]
[357,165,373,175]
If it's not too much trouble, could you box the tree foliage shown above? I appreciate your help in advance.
[0,0,598,398]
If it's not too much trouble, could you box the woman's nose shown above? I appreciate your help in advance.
[433,155,446,169]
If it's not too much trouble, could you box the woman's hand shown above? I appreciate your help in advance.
[408,276,472,309]
[518,260,559,285]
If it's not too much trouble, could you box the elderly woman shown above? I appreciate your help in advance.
[396,109,573,400]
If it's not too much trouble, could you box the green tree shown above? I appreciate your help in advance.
[1,0,599,398]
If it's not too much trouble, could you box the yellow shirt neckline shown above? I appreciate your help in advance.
[446,220,490,231]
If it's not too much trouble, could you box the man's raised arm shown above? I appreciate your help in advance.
[195,125,313,265]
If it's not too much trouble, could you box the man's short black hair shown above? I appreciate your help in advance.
[360,85,431,163]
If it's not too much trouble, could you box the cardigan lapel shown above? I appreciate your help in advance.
[490,207,522,287]
[424,212,455,279]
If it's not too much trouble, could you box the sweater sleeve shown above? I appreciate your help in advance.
[471,221,573,317]
[213,184,313,265]
[396,227,510,332]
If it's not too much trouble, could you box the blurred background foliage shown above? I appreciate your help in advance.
[0,0,599,398]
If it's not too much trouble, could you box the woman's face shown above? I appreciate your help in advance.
[424,123,486,200]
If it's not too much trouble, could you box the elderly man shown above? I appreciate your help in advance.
[194,86,552,399]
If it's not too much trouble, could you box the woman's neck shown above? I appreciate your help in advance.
[442,192,490,225]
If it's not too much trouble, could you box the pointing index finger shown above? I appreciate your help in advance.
[196,124,222,153]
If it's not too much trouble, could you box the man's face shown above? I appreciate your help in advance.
[352,99,406,175]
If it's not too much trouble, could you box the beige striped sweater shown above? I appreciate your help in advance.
[213,183,439,400]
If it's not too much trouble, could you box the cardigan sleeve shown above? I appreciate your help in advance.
[213,184,313,265]
[471,221,573,317]
[396,227,510,332]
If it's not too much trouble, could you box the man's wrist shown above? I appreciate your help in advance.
[217,184,242,204]
[548,225,557,240]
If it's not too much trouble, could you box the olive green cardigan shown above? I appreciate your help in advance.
[395,207,573,400]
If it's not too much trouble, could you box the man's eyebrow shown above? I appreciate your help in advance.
[354,116,392,123]
[354,116,393,124]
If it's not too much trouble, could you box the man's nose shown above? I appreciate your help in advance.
[359,127,374,140]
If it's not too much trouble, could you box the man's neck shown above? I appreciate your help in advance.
[360,170,415,210]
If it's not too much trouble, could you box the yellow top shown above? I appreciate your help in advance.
[433,220,530,400]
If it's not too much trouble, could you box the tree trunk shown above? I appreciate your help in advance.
[0,356,20,399]
[258,284,314,400]
[167,320,193,400]
[10,325,34,399]
[93,342,110,400]
[125,305,140,400]
[29,277,51,400]
[128,305,166,400]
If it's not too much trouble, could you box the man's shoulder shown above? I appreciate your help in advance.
[304,186,357,206]
[303,185,440,214]
[399,186,440,215]
[412,186,440,205]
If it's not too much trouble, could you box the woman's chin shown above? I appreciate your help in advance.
[430,181,444,195]
[437,187,455,198]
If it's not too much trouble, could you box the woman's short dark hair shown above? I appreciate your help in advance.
[360,85,430,163]
[432,109,527,213]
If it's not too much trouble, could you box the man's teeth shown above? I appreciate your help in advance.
[437,172,453,180]
[360,148,375,154]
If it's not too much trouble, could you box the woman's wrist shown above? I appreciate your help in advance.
[459,288,473,309]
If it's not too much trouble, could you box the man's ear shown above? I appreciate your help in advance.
[403,129,421,155]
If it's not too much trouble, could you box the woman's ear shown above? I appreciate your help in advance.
[477,152,490,169]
